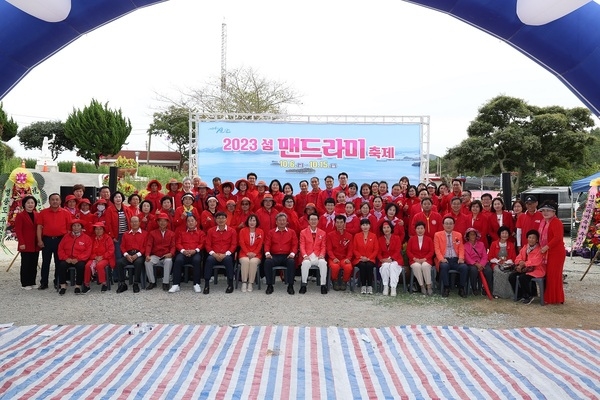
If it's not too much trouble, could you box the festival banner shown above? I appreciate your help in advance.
[196,121,422,187]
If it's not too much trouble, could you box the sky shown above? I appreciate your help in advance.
[2,0,597,165]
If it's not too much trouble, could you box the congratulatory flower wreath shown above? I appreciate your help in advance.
[574,177,600,251]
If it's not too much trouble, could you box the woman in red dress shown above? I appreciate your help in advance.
[538,200,566,304]
[14,196,40,289]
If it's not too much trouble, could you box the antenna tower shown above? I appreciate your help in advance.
[221,21,227,91]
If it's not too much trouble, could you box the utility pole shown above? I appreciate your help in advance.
[221,20,227,92]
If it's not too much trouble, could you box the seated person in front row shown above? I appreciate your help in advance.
[144,213,176,291]
[326,215,354,291]
[509,229,546,305]
[434,216,468,298]
[264,213,298,295]
[169,215,206,293]
[299,213,328,295]
[56,219,92,295]
[203,212,237,294]
[115,216,147,294]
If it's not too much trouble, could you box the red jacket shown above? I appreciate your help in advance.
[326,229,353,261]
[406,234,435,265]
[205,226,237,254]
[488,239,517,269]
[14,211,40,252]
[316,189,335,214]
[120,229,148,256]
[294,192,309,218]
[255,207,278,233]
[318,212,337,234]
[299,227,327,258]
[377,235,403,265]
[409,211,443,239]
[58,232,93,261]
[144,191,163,213]
[145,229,176,257]
[176,228,206,252]
[174,206,201,232]
[103,205,133,239]
[76,211,96,237]
[265,227,298,255]
[89,233,115,264]
[200,210,218,232]
[352,232,379,264]
[37,207,72,237]
[238,227,264,259]
[139,213,156,232]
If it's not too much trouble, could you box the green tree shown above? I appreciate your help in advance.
[0,102,18,141]
[64,99,132,167]
[18,121,69,161]
[445,95,596,191]
[147,106,189,172]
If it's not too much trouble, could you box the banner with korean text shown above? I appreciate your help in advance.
[196,121,422,187]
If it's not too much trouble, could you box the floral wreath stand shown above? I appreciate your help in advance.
[574,176,600,281]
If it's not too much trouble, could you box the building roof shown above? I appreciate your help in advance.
[100,150,181,164]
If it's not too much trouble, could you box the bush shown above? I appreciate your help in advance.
[58,161,109,173]
[137,165,185,183]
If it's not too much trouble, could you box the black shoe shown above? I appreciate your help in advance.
[321,285,328,295]
[58,288,66,296]
[458,287,467,298]
[82,286,91,294]
[472,289,481,296]
[225,285,234,294]
[287,284,295,295]
[266,284,274,295]
[116,283,128,293]
[299,285,307,294]
[146,282,157,290]
[203,286,210,295]
[101,284,108,292]
[442,288,450,298]
[133,283,140,293]
[340,282,347,291]
[74,287,81,295]
[162,283,170,291]
[38,284,48,290]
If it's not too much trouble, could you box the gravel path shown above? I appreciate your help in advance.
[1,240,599,329]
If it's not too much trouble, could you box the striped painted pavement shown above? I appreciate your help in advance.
[0,324,598,399]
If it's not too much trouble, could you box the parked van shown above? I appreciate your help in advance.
[520,186,581,231]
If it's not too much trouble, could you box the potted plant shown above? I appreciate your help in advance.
[114,156,138,178]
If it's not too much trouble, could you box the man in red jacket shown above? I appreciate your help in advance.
[264,213,298,295]
[170,215,206,293]
[326,215,353,291]
[56,219,92,295]
[116,216,148,293]
[299,213,328,294]
[144,213,176,291]
[203,212,237,294]
[36,193,73,290]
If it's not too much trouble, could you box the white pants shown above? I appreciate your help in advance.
[301,253,327,285]
[410,262,433,286]
[380,261,402,288]
[145,255,173,284]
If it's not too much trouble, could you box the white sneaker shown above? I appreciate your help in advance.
[193,284,201,293]
[241,282,247,292]
[367,286,373,295]
[382,285,389,296]
[22,286,33,290]
[390,287,397,297]
[361,286,367,294]
[247,283,253,292]
[168,284,180,293]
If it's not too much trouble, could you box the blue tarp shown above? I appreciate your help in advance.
[571,172,600,193]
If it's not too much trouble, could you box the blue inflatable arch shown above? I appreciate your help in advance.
[1,0,600,117]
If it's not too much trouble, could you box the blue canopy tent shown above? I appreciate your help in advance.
[571,171,600,193]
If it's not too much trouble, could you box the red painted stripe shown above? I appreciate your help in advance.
[390,326,439,399]
[347,329,378,398]
[309,326,322,399]
[248,326,272,398]
[368,327,407,398]
[214,326,249,397]
[11,325,103,398]
[279,326,295,399]
[451,327,532,399]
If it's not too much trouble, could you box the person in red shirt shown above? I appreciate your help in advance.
[169,215,206,293]
[377,203,406,242]
[144,179,163,212]
[253,180,269,211]
[238,214,264,293]
[255,194,278,233]
[407,221,435,295]
[378,220,404,297]
[409,198,443,240]
[316,176,335,215]
[332,172,350,198]
[299,202,317,231]
[203,211,238,294]
[444,196,469,238]
[63,194,78,217]
[441,179,463,215]
[139,200,156,232]
[264,212,298,295]
[174,193,200,232]
[515,195,542,250]
[216,181,235,212]
[82,222,114,293]
[194,181,210,213]
[232,197,254,232]
[355,183,373,211]
[334,191,347,215]
[353,218,379,295]
[461,190,473,215]
[165,178,183,209]
[326,215,353,291]
[281,195,301,235]
[269,179,285,208]
[342,202,360,235]
[144,213,176,291]
[200,196,219,232]
[234,179,255,206]
[318,198,337,234]
[76,198,94,236]
[246,172,258,196]
[294,180,310,218]
[36,193,73,290]
[115,216,148,293]
[306,177,322,208]
[299,213,328,294]
[56,219,92,295]
[14,196,40,289]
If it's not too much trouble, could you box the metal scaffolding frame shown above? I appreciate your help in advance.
[189,113,430,182]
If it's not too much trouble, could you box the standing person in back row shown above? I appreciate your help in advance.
[537,200,566,304]
[36,193,73,290]
[515,195,542,251]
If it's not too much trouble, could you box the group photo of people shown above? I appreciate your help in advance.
[14,172,566,304]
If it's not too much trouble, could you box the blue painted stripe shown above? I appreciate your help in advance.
[320,327,336,400]
[296,327,305,399]
[357,327,392,399]
[336,327,362,399]
[261,326,283,398]
[379,326,421,395]
[230,326,262,399]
